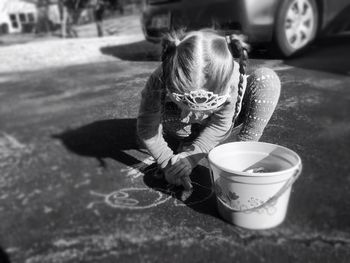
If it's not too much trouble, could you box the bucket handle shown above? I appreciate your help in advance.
[214,163,302,213]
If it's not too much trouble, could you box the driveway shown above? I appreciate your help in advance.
[0,17,350,262]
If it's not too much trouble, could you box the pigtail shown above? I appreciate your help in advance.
[226,34,249,122]
[160,30,183,113]
[160,36,174,110]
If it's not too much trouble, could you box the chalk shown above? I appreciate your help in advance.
[180,188,193,202]
[180,177,193,201]
[181,176,193,190]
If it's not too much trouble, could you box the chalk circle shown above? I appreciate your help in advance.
[89,183,214,210]
[92,187,172,210]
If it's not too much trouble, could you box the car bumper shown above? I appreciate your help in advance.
[141,0,279,43]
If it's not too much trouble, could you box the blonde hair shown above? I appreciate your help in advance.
[161,29,249,119]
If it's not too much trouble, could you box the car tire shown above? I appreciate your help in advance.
[274,0,319,57]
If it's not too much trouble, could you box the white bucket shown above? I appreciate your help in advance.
[208,141,302,230]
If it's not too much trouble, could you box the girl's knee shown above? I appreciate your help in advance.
[249,67,281,92]
[252,68,280,82]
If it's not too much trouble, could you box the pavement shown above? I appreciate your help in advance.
[0,17,350,263]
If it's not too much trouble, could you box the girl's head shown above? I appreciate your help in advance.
[161,29,249,119]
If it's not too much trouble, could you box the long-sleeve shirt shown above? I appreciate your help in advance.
[137,62,244,169]
[137,65,281,170]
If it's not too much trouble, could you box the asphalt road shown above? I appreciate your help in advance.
[0,34,350,263]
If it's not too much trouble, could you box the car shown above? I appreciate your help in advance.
[141,0,350,57]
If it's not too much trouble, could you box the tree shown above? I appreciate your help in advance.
[58,0,126,38]
[92,0,105,37]
[59,0,90,38]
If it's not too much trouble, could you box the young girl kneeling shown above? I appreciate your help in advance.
[137,29,281,190]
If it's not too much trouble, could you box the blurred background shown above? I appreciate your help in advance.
[0,0,349,57]
[0,0,139,41]
[0,0,349,85]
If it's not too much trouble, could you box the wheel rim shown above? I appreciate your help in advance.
[284,0,316,50]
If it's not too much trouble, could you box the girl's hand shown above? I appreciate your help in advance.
[164,154,193,190]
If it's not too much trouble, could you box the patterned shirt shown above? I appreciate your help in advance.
[137,64,280,169]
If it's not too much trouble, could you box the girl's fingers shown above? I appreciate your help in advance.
[177,167,192,189]
[167,166,190,185]
[170,155,180,165]
[181,176,193,190]
[165,165,186,184]
[168,158,191,173]
[165,172,177,185]
[168,165,188,180]
[165,155,193,187]
[175,178,182,186]
[166,162,186,177]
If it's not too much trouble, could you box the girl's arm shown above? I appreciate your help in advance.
[137,68,174,169]
[180,98,236,168]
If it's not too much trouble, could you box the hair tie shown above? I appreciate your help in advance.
[226,34,250,50]
[225,34,250,58]
[228,34,247,43]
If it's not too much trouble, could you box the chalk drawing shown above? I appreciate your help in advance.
[120,156,156,180]
[0,132,30,168]
[88,182,214,210]
[87,187,172,210]
[74,179,91,189]
[89,154,215,210]
[44,205,53,214]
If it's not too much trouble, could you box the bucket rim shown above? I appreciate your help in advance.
[208,141,302,178]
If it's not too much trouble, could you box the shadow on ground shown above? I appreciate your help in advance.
[53,118,220,219]
[0,247,11,263]
[100,38,272,62]
[285,34,350,75]
[100,33,350,76]
[100,40,161,61]
[52,118,143,168]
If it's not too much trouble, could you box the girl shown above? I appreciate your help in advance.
[137,29,281,190]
